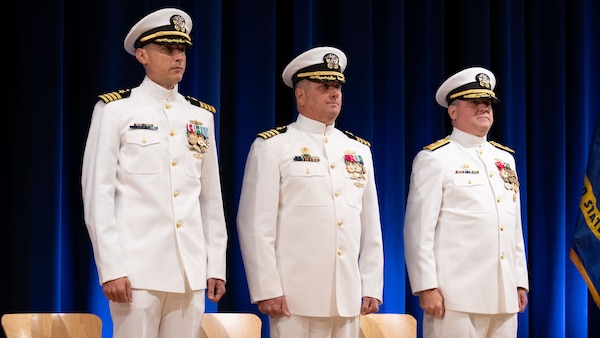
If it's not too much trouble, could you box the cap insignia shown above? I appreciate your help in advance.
[324,53,340,70]
[171,15,187,33]
[476,73,491,89]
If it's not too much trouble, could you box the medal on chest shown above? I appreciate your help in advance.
[344,150,366,186]
[495,159,519,201]
[187,120,209,159]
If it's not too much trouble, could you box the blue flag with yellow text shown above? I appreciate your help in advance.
[571,123,600,308]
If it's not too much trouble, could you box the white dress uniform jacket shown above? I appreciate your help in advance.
[404,128,529,314]
[237,113,384,317]
[82,77,228,292]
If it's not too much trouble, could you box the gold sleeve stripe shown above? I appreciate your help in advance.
[185,96,216,113]
[354,136,371,147]
[423,137,450,151]
[343,131,371,147]
[490,140,515,153]
[98,89,131,103]
[257,126,288,139]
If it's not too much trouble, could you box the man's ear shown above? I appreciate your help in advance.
[135,48,147,64]
[295,87,305,105]
[447,104,457,120]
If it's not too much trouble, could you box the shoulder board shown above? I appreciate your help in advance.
[185,96,216,113]
[344,131,371,147]
[257,126,288,139]
[98,89,131,103]
[423,137,450,151]
[489,140,515,153]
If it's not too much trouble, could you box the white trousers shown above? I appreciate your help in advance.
[270,314,359,338]
[110,288,205,338]
[423,310,517,338]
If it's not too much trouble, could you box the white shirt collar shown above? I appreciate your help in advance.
[140,76,179,102]
[450,127,488,147]
[296,113,336,135]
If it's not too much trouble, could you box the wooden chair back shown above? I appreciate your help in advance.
[1,313,102,338]
[199,312,262,338]
[359,313,417,338]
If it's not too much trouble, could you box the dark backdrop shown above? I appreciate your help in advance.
[3,0,599,337]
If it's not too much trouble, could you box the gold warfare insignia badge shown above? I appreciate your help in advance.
[293,147,320,162]
[187,120,209,158]
[344,150,366,186]
[454,163,479,174]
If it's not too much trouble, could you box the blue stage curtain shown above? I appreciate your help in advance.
[4,0,600,337]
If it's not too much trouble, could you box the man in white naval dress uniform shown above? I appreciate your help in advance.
[81,7,227,338]
[403,66,529,338]
[236,46,384,338]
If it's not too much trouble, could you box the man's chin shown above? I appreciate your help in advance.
[170,74,184,83]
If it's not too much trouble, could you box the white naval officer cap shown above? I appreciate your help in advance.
[281,46,347,88]
[435,66,499,108]
[124,7,193,56]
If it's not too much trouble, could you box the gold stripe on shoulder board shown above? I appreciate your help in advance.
[257,126,288,139]
[489,140,515,153]
[185,96,217,113]
[423,137,450,151]
[343,131,371,147]
[98,88,131,103]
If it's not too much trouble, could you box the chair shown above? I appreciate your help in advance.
[1,313,102,338]
[199,312,262,338]
[359,313,417,338]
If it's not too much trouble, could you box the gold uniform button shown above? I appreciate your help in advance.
[330,163,336,169]
[173,191,179,197]
[500,253,505,260]
[172,160,177,166]
[170,130,175,136]
[165,103,171,109]
[337,249,342,256]
[479,150,483,155]
[489,172,494,178]
[334,191,340,197]
[141,138,147,144]
[176,221,182,228]
[306,169,311,174]
[324,137,329,143]
[500,226,504,231]
[497,197,501,203]
[338,220,343,226]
